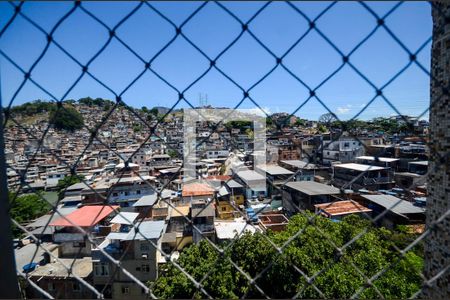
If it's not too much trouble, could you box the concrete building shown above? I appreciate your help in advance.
[91,220,165,299]
[282,181,341,214]
[332,163,394,191]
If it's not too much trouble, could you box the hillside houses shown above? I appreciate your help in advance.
[9,104,429,298]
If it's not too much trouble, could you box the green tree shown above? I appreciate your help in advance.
[167,149,179,158]
[132,123,142,133]
[245,128,254,139]
[56,175,84,200]
[150,213,423,299]
[318,124,327,133]
[49,106,84,131]
[9,192,51,237]
[295,118,306,127]
[150,107,159,116]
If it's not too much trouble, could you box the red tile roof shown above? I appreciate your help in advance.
[182,183,215,197]
[206,175,231,182]
[314,200,371,217]
[50,205,118,227]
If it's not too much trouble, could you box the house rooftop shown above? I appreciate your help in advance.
[314,200,372,217]
[257,165,294,176]
[191,201,215,218]
[133,190,174,207]
[360,194,425,216]
[182,182,215,197]
[235,170,266,182]
[333,163,387,172]
[206,175,232,181]
[356,156,399,163]
[29,257,93,278]
[408,161,429,166]
[284,181,341,196]
[66,182,90,191]
[50,205,118,227]
[123,220,165,240]
[27,206,78,229]
[171,205,190,217]
[214,220,257,240]
[109,212,139,225]
[15,242,58,273]
[280,160,318,169]
[226,179,243,189]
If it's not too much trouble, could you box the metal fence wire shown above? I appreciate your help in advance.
[0,1,449,299]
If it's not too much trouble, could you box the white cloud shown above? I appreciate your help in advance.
[245,107,272,117]
[337,106,351,114]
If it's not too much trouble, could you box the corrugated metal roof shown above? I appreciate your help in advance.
[285,181,341,196]
[257,165,294,175]
[134,195,155,207]
[106,232,129,240]
[356,156,399,163]
[110,212,139,225]
[124,220,165,240]
[235,170,265,182]
[133,191,174,207]
[333,163,387,172]
[361,194,425,215]
[226,179,243,189]
[50,205,118,227]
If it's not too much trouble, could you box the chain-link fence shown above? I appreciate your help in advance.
[0,1,449,299]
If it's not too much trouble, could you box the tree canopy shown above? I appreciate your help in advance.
[224,120,252,131]
[9,192,51,237]
[56,175,85,200]
[150,213,423,299]
[49,106,84,131]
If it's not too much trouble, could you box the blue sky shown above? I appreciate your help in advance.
[0,1,431,120]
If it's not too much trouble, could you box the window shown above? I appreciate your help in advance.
[122,286,129,294]
[140,243,150,251]
[73,283,81,291]
[48,282,55,291]
[94,262,110,276]
[141,264,150,272]
[221,206,227,211]
[125,191,129,196]
[73,241,86,248]
[136,190,141,195]
[112,192,118,197]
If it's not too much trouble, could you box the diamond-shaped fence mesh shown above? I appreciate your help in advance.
[0,1,449,299]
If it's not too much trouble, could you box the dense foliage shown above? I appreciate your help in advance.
[78,97,115,108]
[56,175,85,200]
[9,192,51,237]
[151,214,423,299]
[49,106,84,131]
[225,120,252,131]
[9,100,56,116]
